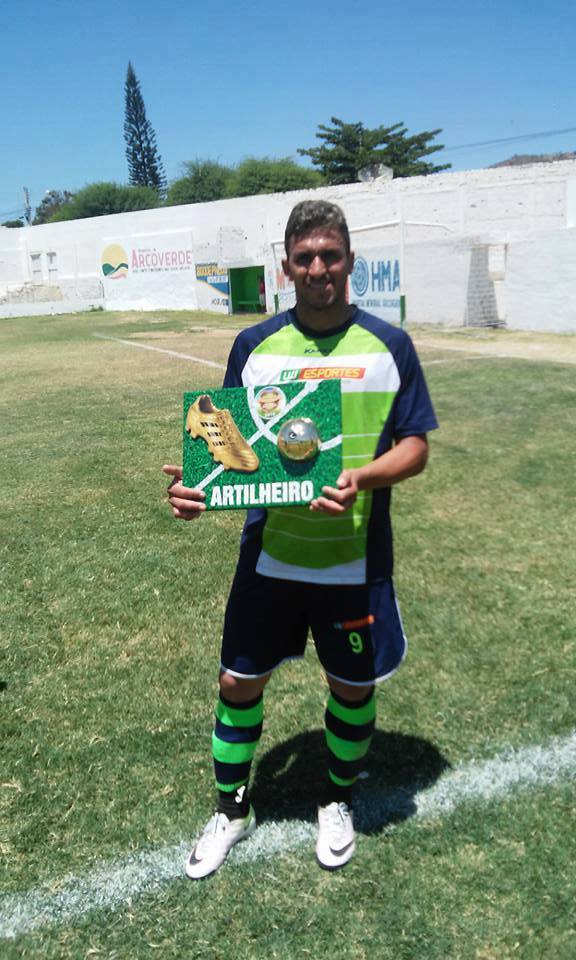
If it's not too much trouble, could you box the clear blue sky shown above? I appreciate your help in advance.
[2,0,575,221]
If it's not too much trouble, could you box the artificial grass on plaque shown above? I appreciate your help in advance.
[183,380,342,507]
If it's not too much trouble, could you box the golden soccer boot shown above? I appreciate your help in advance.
[186,395,260,473]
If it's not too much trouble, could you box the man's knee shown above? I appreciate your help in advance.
[219,670,270,702]
[327,676,374,702]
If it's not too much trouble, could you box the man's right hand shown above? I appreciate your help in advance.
[163,465,206,521]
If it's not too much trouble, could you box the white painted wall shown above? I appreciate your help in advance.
[1,159,576,331]
[405,239,471,327]
[505,228,576,332]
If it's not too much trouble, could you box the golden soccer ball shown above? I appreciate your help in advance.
[277,418,321,462]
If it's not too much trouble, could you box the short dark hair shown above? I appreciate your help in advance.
[284,200,350,256]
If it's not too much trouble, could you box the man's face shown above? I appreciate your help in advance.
[282,227,354,312]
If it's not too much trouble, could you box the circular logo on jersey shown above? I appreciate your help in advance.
[255,386,286,420]
[351,256,369,297]
[101,244,129,280]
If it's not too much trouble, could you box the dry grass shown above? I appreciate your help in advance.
[1,308,574,960]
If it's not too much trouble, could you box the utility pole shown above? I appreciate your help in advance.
[23,187,31,225]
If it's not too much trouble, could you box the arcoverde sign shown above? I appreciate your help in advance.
[101,234,195,280]
[131,247,193,273]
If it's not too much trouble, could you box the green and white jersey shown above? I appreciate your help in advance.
[224,309,438,584]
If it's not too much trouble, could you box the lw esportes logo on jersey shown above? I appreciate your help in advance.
[280,366,366,382]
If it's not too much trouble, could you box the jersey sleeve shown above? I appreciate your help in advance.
[392,335,439,438]
[223,333,246,387]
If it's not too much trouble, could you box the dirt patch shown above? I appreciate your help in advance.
[123,321,576,364]
[128,327,242,341]
[411,328,576,365]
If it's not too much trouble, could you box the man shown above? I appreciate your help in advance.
[258,275,266,311]
[164,200,438,877]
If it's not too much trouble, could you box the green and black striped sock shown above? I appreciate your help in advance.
[212,692,263,819]
[323,688,376,805]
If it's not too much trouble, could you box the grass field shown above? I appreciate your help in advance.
[1,309,575,959]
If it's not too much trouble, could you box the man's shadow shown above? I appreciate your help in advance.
[251,729,450,835]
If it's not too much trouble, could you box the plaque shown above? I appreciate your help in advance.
[183,379,342,510]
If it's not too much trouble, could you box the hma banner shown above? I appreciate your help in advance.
[349,247,401,324]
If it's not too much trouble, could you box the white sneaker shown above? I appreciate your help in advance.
[185,808,256,879]
[316,801,356,870]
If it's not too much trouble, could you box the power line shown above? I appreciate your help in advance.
[0,207,25,220]
[0,186,46,219]
[446,126,576,152]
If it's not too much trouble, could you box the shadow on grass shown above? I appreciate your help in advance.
[251,729,450,836]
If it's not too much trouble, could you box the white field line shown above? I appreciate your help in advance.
[91,332,512,374]
[93,333,226,370]
[422,355,500,366]
[1,729,575,940]
[94,331,576,370]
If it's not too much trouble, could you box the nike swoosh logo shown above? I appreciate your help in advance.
[329,840,355,856]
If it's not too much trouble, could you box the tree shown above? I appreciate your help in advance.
[2,219,24,228]
[166,160,233,206]
[298,117,450,183]
[49,182,160,222]
[225,157,324,197]
[124,61,167,194]
[32,190,75,225]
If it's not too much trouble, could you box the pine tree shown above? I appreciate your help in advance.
[124,62,167,194]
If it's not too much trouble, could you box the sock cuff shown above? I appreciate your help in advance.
[217,692,264,728]
[327,689,376,726]
[329,687,374,707]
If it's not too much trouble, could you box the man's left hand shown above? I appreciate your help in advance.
[310,469,358,515]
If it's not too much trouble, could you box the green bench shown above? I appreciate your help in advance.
[236,300,262,313]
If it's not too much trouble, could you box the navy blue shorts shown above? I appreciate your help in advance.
[221,566,407,686]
